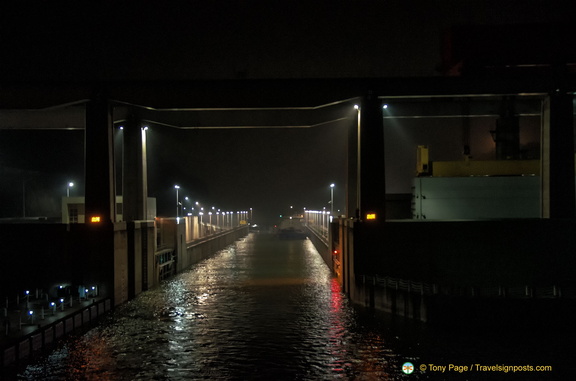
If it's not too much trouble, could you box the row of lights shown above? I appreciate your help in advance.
[4,286,99,326]
[282,183,337,218]
[174,184,252,223]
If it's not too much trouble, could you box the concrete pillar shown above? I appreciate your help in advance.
[83,94,119,304]
[122,114,148,221]
[85,95,116,223]
[540,92,575,218]
[359,93,386,222]
[347,109,359,218]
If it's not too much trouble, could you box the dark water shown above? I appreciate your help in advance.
[15,233,574,380]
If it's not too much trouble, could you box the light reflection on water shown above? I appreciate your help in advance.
[19,233,414,380]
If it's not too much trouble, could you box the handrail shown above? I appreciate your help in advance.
[360,274,573,299]
[304,225,328,247]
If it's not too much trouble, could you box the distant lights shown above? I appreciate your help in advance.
[383,104,388,109]
[354,104,359,110]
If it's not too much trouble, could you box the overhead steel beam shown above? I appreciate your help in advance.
[1,75,575,130]
[1,75,575,110]
[0,98,359,130]
[379,96,544,119]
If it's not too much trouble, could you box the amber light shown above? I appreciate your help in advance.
[366,213,377,220]
[90,216,101,223]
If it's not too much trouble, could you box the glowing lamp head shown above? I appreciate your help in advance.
[90,216,101,223]
[366,213,377,221]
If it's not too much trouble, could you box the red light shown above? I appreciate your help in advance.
[332,250,338,255]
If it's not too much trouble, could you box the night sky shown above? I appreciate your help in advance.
[0,119,350,226]
[145,120,350,224]
[0,1,569,224]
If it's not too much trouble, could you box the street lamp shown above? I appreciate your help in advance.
[330,183,335,215]
[67,182,74,197]
[174,185,180,218]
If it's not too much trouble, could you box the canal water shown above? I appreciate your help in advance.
[15,233,575,380]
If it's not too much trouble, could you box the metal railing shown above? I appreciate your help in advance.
[361,274,575,299]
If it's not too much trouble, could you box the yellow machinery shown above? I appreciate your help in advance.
[416,145,540,177]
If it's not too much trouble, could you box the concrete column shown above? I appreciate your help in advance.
[85,94,116,224]
[359,93,386,222]
[540,92,575,218]
[346,108,359,218]
[123,115,148,221]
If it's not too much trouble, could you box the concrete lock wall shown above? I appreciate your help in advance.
[335,218,576,324]
[0,224,74,295]
[113,223,129,306]
[178,226,249,273]
[305,227,332,273]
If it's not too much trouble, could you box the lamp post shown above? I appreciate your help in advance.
[330,183,335,215]
[67,182,74,197]
[174,185,180,218]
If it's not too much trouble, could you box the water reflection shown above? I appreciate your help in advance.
[21,233,414,380]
